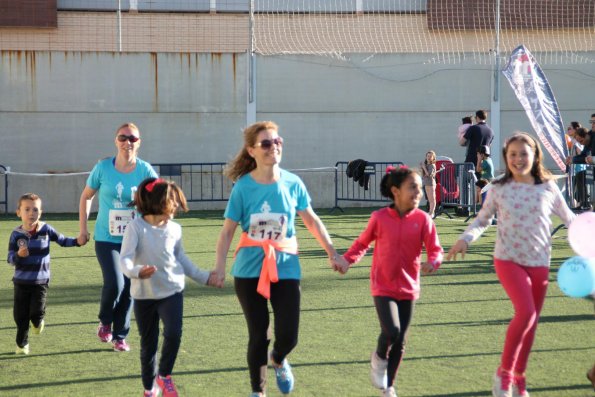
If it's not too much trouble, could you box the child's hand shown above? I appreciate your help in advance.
[207,271,223,288]
[446,240,468,261]
[17,245,29,257]
[421,262,436,275]
[138,265,157,279]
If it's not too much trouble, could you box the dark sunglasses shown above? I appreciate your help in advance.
[254,136,283,149]
[117,134,140,143]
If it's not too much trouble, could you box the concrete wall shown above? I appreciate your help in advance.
[1,50,595,212]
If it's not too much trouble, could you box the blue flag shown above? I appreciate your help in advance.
[502,45,568,172]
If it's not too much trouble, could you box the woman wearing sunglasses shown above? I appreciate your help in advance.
[77,123,157,352]
[214,121,347,397]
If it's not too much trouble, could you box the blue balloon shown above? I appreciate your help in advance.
[557,257,595,298]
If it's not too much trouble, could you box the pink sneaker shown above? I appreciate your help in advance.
[156,375,179,397]
[112,339,130,352]
[97,322,112,343]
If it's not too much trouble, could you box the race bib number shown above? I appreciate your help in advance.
[109,209,136,236]
[248,212,288,242]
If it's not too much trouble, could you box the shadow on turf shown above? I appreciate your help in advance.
[415,313,595,328]
[0,348,108,361]
[1,347,593,393]
[415,383,592,396]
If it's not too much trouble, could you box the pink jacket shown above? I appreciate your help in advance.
[344,207,443,300]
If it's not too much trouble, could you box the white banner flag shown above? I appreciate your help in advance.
[502,45,568,172]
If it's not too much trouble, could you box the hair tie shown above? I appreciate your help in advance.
[385,166,396,174]
[145,178,165,192]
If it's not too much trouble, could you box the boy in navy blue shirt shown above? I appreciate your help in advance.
[7,193,86,354]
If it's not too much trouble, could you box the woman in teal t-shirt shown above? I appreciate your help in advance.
[78,123,157,352]
[213,121,347,397]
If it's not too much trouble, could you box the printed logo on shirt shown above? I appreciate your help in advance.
[248,201,288,242]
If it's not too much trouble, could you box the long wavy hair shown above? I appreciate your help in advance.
[494,132,552,185]
[224,121,279,181]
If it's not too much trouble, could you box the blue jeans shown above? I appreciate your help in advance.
[134,292,184,390]
[95,241,131,341]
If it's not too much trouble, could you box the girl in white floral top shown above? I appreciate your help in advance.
[447,132,575,397]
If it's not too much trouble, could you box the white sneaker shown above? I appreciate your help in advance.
[15,344,30,355]
[370,351,388,389]
[492,371,512,397]
[31,319,45,335]
[381,386,397,397]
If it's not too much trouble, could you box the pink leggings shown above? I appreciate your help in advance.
[494,259,549,375]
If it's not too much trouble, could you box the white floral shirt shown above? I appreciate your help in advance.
[461,180,575,267]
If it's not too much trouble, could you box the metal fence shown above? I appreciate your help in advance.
[552,164,595,235]
[152,162,232,203]
[0,165,7,214]
[434,162,477,220]
[332,160,405,212]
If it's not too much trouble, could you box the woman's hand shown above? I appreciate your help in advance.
[211,268,226,288]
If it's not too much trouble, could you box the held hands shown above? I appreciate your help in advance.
[210,268,226,288]
[77,231,91,246]
[446,239,468,261]
[76,234,88,247]
[207,270,224,288]
[329,253,349,274]
[138,265,157,279]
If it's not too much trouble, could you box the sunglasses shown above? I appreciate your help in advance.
[254,136,284,149]
[117,134,140,143]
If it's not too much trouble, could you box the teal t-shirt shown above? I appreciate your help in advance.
[87,157,158,243]
[481,158,494,180]
[224,170,311,279]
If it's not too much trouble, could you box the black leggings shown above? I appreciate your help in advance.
[373,296,415,388]
[234,278,301,393]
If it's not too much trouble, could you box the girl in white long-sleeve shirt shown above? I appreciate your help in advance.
[120,177,217,397]
[447,133,575,397]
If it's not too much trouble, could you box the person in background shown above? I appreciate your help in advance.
[564,122,587,210]
[8,193,85,355]
[78,122,158,352]
[476,145,494,205]
[420,150,437,218]
[568,126,595,211]
[458,115,473,146]
[463,110,494,165]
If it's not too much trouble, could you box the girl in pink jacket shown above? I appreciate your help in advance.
[341,166,443,397]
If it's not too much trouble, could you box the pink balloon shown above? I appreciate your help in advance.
[568,212,595,258]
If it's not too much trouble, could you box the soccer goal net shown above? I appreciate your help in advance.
[252,0,595,64]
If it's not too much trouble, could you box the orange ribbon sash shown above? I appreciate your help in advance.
[234,232,298,299]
